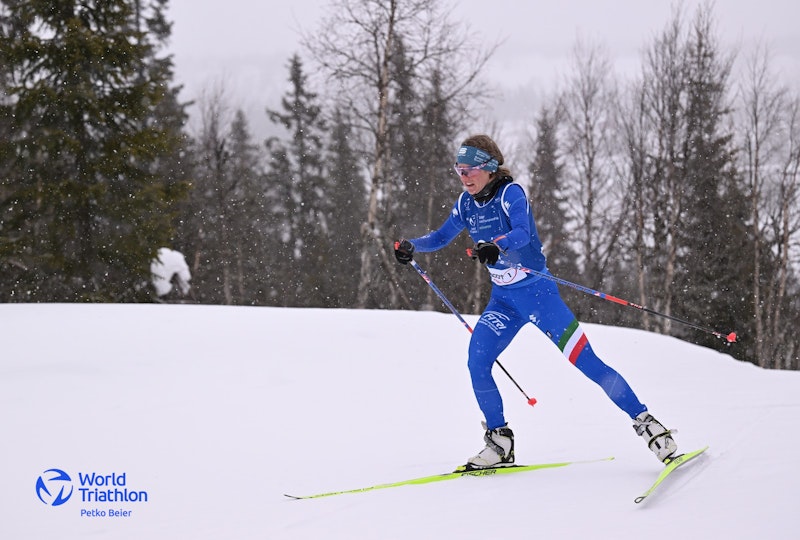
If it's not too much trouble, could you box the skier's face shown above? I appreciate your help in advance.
[454,162,493,195]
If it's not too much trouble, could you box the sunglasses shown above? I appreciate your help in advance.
[453,161,492,177]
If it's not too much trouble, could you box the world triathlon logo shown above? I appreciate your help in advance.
[35,467,149,517]
[36,468,74,506]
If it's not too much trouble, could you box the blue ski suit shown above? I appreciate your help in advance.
[408,178,647,430]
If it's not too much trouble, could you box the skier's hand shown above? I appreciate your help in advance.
[394,239,415,265]
[471,241,501,265]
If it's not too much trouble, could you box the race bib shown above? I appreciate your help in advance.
[487,266,527,286]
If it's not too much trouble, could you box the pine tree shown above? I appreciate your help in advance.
[674,8,753,351]
[324,107,366,307]
[412,68,477,314]
[265,53,329,307]
[528,106,578,279]
[527,104,600,319]
[227,110,269,304]
[175,77,268,305]
[0,0,188,301]
[622,5,755,356]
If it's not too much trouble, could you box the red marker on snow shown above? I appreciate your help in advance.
[527,397,537,407]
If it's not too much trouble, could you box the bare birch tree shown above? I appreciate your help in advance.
[625,10,690,335]
[771,95,800,369]
[560,40,628,299]
[617,80,655,331]
[738,43,789,366]
[743,67,800,368]
[303,0,493,308]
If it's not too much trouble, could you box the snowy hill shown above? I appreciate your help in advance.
[2,304,798,539]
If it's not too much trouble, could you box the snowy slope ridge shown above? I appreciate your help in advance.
[2,304,798,539]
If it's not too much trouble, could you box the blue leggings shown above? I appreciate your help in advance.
[468,278,647,430]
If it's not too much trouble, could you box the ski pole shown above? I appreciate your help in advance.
[407,259,537,406]
[490,259,737,344]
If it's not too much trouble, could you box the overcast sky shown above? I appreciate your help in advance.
[164,0,800,140]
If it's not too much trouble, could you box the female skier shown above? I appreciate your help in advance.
[394,134,677,470]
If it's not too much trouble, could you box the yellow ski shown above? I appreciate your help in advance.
[634,446,709,504]
[285,456,614,500]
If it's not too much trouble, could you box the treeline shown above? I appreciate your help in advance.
[1,1,798,370]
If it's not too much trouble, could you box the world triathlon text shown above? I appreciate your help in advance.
[76,471,149,502]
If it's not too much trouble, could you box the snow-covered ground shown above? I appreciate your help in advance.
[2,303,798,539]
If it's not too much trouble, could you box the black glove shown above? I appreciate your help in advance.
[394,239,415,265]
[471,241,501,265]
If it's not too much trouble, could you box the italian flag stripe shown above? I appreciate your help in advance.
[558,320,587,365]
